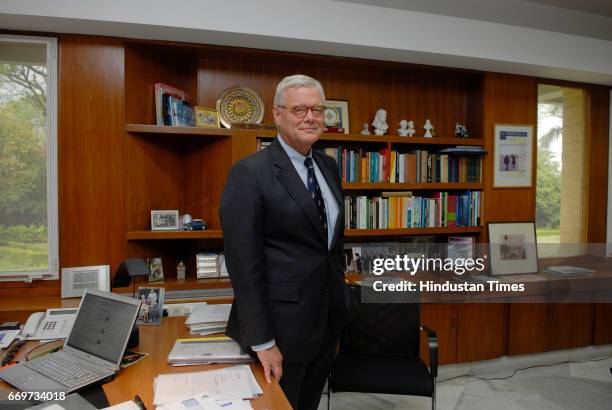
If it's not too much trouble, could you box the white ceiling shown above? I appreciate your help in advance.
[0,0,611,86]
[340,0,612,41]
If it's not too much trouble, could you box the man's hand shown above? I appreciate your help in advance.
[256,345,283,383]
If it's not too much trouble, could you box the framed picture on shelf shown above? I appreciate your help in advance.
[195,106,220,128]
[493,124,534,187]
[488,222,538,276]
[61,265,110,298]
[147,257,164,282]
[324,99,349,134]
[151,210,179,231]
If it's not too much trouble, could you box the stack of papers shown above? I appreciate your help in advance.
[158,392,253,410]
[168,336,253,365]
[153,365,262,407]
[185,304,231,335]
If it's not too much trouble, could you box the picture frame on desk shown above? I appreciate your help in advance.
[488,222,538,276]
[137,287,165,326]
[61,265,110,298]
[324,99,349,134]
[151,210,179,231]
[493,124,534,188]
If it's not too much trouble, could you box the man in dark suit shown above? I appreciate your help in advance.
[220,75,352,409]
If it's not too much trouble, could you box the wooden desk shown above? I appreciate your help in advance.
[0,317,291,409]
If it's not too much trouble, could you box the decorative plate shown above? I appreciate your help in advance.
[216,86,264,128]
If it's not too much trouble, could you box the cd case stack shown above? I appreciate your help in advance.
[195,252,229,279]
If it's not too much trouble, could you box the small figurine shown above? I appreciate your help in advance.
[372,109,388,136]
[454,122,469,138]
[397,120,409,136]
[407,120,416,137]
[177,260,186,280]
[360,123,371,135]
[423,119,435,138]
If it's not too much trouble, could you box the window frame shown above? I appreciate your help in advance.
[0,35,58,281]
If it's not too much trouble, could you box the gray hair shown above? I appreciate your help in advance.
[274,74,326,106]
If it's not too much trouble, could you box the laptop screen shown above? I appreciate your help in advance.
[66,292,139,365]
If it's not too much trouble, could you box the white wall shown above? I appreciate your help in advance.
[0,0,612,85]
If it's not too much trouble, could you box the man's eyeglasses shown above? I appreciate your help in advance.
[276,105,325,119]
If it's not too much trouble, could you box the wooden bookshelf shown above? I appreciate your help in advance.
[342,182,483,190]
[125,124,234,137]
[345,226,484,237]
[126,230,224,240]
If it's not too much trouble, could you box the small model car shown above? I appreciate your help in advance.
[183,219,207,231]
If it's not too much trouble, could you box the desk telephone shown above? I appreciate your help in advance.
[22,308,78,340]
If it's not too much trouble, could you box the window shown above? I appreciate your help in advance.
[536,84,586,257]
[0,36,58,280]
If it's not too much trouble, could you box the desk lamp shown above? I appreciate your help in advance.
[113,258,150,297]
[113,258,149,349]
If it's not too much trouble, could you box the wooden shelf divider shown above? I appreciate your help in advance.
[342,182,483,190]
[345,226,484,237]
[126,230,224,240]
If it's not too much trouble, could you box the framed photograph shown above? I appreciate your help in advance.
[324,99,349,134]
[147,257,164,282]
[488,222,538,276]
[493,124,534,187]
[195,106,220,128]
[61,265,110,298]
[137,287,165,325]
[151,210,179,231]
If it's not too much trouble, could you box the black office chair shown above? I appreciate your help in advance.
[328,285,438,410]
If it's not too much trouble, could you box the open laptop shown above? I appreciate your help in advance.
[0,289,141,394]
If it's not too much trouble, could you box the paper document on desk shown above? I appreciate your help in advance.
[186,304,231,326]
[168,337,252,365]
[153,365,261,406]
[0,329,19,348]
[102,401,141,410]
[157,391,253,410]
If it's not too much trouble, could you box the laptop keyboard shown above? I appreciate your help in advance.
[25,356,100,389]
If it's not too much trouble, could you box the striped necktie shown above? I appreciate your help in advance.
[304,157,328,243]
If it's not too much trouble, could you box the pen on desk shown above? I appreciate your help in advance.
[134,394,146,410]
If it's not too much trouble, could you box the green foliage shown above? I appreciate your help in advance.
[0,64,47,225]
[536,146,561,229]
[0,240,47,272]
[0,224,47,242]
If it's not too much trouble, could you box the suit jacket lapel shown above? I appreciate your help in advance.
[313,150,344,249]
[270,138,327,245]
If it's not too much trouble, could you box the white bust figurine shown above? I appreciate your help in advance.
[397,120,409,137]
[423,119,434,138]
[372,109,388,136]
[360,123,371,135]
[407,120,416,137]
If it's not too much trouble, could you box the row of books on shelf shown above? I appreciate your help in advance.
[154,82,196,127]
[343,236,474,274]
[324,147,484,184]
[344,191,481,229]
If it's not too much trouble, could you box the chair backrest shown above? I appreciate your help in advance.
[339,284,421,358]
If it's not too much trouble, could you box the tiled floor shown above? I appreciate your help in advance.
[322,357,612,410]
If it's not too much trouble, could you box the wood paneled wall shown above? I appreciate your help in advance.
[58,36,126,277]
[482,73,538,224]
